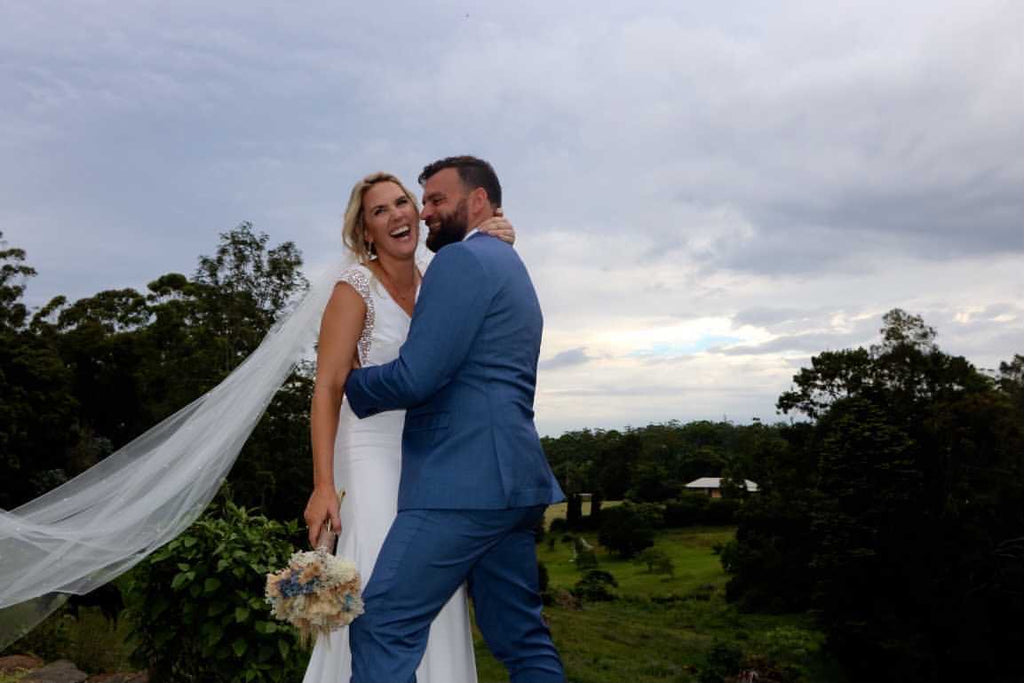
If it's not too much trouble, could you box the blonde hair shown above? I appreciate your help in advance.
[342,172,421,263]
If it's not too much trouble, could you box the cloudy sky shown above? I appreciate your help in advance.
[2,0,1021,435]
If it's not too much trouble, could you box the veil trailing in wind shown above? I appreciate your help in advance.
[0,259,352,649]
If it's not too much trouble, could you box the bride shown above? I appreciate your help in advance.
[300,172,514,683]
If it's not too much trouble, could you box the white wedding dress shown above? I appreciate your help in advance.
[301,263,478,683]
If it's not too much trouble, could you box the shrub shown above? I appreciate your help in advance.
[663,493,709,527]
[572,569,619,602]
[124,501,308,683]
[697,640,744,683]
[703,498,739,525]
[633,548,674,576]
[746,626,825,682]
[630,502,666,529]
[687,583,717,602]
[712,539,739,574]
[548,517,569,535]
[597,503,655,559]
[0,608,73,660]
[549,587,582,610]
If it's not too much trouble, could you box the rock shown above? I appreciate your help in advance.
[20,659,88,683]
[86,674,148,683]
[0,654,45,673]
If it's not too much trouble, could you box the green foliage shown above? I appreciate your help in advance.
[0,235,79,508]
[0,224,312,519]
[751,626,825,682]
[696,640,744,683]
[633,548,674,576]
[516,524,841,683]
[663,492,709,526]
[597,502,656,559]
[701,498,739,525]
[0,232,37,330]
[712,539,739,574]
[124,501,307,683]
[1,609,73,661]
[542,420,765,526]
[663,493,740,527]
[572,569,619,602]
[730,309,1024,681]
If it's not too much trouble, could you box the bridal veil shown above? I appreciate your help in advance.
[0,259,351,648]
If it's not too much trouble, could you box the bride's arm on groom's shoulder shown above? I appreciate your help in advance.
[345,247,489,417]
[304,282,366,547]
[477,208,516,245]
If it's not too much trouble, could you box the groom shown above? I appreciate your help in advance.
[344,156,566,683]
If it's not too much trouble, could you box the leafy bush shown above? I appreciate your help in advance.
[630,502,666,529]
[633,548,674,576]
[748,626,825,682]
[1,608,73,660]
[597,503,655,558]
[663,493,709,527]
[697,640,744,683]
[687,583,716,602]
[712,539,739,574]
[548,517,569,535]
[703,498,739,525]
[572,569,619,602]
[124,501,308,683]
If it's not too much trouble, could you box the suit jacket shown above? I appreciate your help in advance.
[344,233,565,511]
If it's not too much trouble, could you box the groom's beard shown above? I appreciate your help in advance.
[425,198,469,253]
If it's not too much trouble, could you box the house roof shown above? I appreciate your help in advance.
[685,477,759,492]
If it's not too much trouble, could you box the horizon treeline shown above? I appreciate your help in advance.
[2,226,1022,681]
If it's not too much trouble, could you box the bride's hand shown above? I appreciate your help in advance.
[477,208,516,245]
[303,486,341,547]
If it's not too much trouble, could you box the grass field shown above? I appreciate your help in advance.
[4,502,839,682]
[471,503,839,683]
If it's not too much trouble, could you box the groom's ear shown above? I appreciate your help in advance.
[469,186,491,215]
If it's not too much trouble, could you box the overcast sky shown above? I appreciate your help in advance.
[2,0,1021,435]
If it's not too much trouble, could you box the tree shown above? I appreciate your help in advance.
[0,234,36,331]
[0,223,312,520]
[730,309,1024,681]
[597,503,655,559]
[0,234,78,508]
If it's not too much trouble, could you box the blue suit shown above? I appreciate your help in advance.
[345,233,566,683]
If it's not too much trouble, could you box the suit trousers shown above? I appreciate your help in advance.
[348,505,565,683]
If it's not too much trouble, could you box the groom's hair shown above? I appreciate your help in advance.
[419,156,502,209]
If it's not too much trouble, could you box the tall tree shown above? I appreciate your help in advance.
[0,223,312,520]
[729,309,1024,681]
[0,234,78,508]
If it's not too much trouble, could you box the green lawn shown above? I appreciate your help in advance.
[472,514,839,683]
[5,507,839,682]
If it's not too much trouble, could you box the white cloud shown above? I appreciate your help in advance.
[0,0,1020,435]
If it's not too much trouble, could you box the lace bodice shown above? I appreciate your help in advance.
[338,264,412,368]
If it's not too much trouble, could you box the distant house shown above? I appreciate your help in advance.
[684,477,759,499]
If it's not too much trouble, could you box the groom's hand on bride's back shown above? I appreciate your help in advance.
[303,486,342,547]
